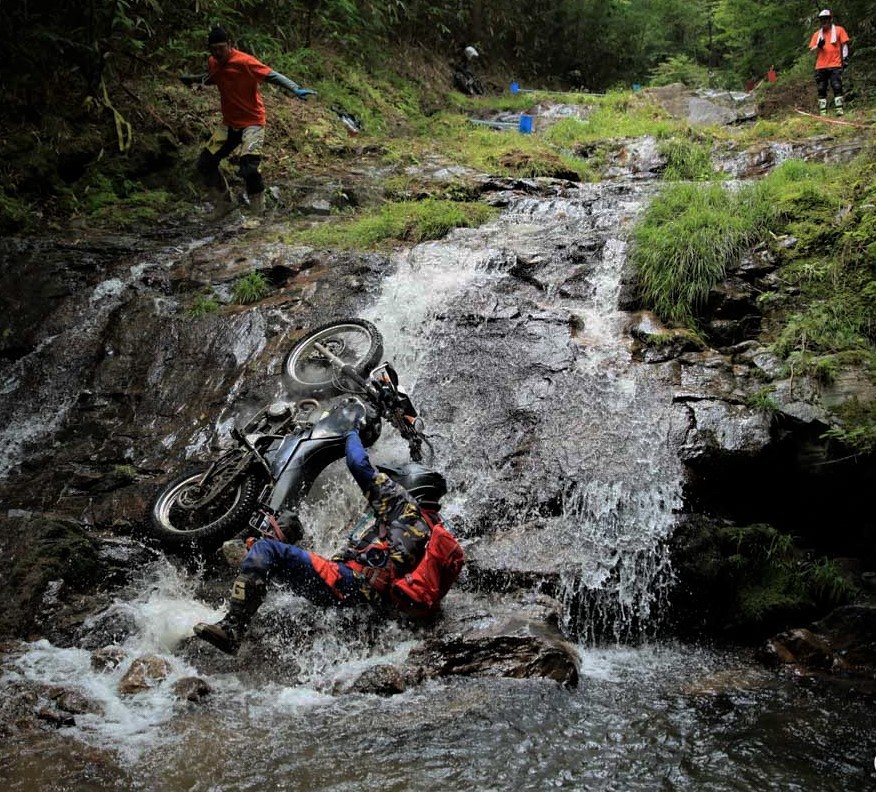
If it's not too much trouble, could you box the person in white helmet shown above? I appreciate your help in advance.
[809,9,850,116]
[453,45,485,95]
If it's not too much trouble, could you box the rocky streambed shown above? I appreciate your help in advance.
[1,110,875,788]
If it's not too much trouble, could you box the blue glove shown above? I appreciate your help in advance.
[294,88,317,101]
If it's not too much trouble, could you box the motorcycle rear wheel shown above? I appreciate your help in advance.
[283,318,384,397]
[148,466,263,551]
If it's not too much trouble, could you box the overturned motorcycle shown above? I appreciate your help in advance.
[147,319,431,553]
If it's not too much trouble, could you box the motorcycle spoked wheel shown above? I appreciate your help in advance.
[148,466,264,551]
[283,318,384,397]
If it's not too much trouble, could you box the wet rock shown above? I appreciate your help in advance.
[172,676,212,702]
[602,136,666,179]
[118,654,171,694]
[811,605,876,672]
[644,84,757,126]
[759,628,833,669]
[77,607,138,650]
[677,399,773,461]
[409,615,579,687]
[628,310,704,362]
[819,370,876,411]
[91,645,127,672]
[44,685,102,716]
[347,664,408,696]
[36,706,76,728]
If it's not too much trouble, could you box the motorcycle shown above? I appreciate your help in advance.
[147,318,429,552]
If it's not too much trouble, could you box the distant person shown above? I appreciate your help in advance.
[180,26,316,216]
[809,9,850,116]
[453,45,485,95]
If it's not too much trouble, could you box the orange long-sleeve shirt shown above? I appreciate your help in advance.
[207,49,272,128]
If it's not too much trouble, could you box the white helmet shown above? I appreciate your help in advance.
[818,9,832,18]
[464,46,479,60]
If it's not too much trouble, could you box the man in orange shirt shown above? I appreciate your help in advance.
[809,9,850,116]
[181,26,316,216]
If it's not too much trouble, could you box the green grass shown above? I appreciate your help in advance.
[283,197,497,249]
[188,292,220,317]
[631,180,776,324]
[658,137,716,181]
[232,272,269,304]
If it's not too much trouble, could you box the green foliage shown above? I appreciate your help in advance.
[285,198,497,249]
[189,292,221,318]
[232,272,269,304]
[543,95,677,147]
[649,55,711,88]
[746,386,779,414]
[719,523,856,624]
[822,399,876,454]
[631,180,775,324]
[658,137,715,181]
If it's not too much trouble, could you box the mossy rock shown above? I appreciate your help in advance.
[1,517,104,639]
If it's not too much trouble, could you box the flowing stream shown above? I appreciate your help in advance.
[2,183,874,790]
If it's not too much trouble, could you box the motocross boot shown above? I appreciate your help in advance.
[834,96,844,116]
[194,573,265,655]
[248,191,265,214]
[818,98,828,117]
[209,186,236,220]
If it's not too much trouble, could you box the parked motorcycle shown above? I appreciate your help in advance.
[148,319,429,552]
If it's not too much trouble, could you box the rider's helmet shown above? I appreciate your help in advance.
[818,9,832,19]
[379,463,447,510]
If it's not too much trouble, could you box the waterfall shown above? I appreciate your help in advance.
[357,181,683,641]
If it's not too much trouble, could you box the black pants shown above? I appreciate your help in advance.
[196,128,265,196]
[815,68,843,99]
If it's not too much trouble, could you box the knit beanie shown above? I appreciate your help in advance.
[208,26,229,45]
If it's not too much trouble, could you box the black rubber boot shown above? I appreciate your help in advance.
[194,574,265,655]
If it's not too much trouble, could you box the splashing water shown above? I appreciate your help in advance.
[360,182,683,640]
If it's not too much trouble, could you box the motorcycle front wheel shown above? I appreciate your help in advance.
[283,318,384,397]
[148,466,264,551]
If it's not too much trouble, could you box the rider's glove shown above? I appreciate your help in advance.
[338,398,367,434]
[293,88,317,100]
[842,58,849,69]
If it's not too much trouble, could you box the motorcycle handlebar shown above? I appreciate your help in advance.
[313,339,427,461]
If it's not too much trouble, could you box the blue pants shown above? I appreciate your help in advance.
[240,539,364,607]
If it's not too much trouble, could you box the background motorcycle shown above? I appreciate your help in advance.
[147,319,428,553]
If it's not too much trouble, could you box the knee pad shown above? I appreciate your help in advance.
[238,155,264,194]
[196,149,220,177]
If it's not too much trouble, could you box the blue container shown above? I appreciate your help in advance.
[510,82,520,93]
[632,83,642,92]
[518,114,533,134]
